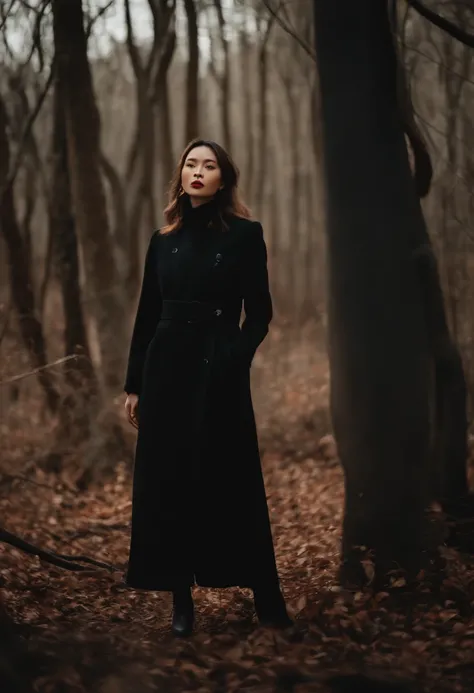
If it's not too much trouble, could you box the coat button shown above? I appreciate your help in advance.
[203,358,209,364]
[172,247,178,253]
[214,309,222,316]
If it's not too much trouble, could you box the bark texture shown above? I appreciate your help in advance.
[313,0,434,587]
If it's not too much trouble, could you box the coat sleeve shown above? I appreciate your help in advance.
[124,233,162,395]
[239,221,273,364]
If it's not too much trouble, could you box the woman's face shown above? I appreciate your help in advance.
[181,145,222,205]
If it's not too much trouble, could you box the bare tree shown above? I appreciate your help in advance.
[52,0,127,392]
[183,0,199,144]
[211,0,232,153]
[0,91,59,413]
[239,22,254,203]
[49,67,100,447]
[254,8,275,219]
[122,0,176,294]
[313,0,437,588]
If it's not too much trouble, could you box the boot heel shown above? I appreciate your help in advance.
[171,590,194,637]
[253,587,293,629]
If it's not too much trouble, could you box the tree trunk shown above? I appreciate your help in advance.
[282,75,302,328]
[313,0,434,587]
[254,16,273,220]
[460,58,474,421]
[123,0,164,302]
[8,74,54,317]
[183,0,199,144]
[213,0,232,153]
[50,71,100,445]
[99,150,127,276]
[157,75,175,202]
[239,27,254,203]
[52,0,127,391]
[0,94,59,413]
[150,7,177,217]
[427,25,471,517]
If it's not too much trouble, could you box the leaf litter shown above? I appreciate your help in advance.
[1,334,474,692]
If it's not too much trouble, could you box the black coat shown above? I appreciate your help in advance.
[123,198,281,591]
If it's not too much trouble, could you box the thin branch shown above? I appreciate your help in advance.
[53,552,119,571]
[86,0,115,39]
[0,472,63,491]
[403,41,474,89]
[23,0,49,70]
[408,0,474,48]
[453,214,474,243]
[66,523,129,541]
[0,527,120,573]
[0,354,81,387]
[0,60,55,202]
[261,0,316,61]
[0,0,17,32]
[413,106,473,150]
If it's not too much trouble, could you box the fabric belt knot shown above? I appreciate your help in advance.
[161,300,225,324]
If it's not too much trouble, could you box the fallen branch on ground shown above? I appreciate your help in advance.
[65,522,130,541]
[0,528,120,573]
[0,473,65,492]
[0,354,80,387]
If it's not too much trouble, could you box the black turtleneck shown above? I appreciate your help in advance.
[181,195,223,234]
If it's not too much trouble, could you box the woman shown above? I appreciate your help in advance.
[123,138,291,636]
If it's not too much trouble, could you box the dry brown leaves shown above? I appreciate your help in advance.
[1,328,474,692]
[2,452,474,692]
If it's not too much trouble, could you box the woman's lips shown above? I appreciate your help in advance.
[191,181,204,188]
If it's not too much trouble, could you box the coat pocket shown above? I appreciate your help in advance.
[212,332,246,374]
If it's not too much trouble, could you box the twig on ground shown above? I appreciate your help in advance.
[0,354,80,386]
[0,473,63,491]
[0,527,121,573]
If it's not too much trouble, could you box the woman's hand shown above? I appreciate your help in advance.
[125,394,139,429]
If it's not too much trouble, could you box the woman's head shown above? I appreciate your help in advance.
[161,139,250,234]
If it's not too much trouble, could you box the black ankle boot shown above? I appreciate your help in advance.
[171,588,194,637]
[253,586,293,629]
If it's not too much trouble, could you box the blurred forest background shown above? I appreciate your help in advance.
[1,1,474,691]
[0,0,474,476]
[0,0,331,485]
[1,0,472,482]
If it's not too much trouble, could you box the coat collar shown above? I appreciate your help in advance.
[182,195,219,229]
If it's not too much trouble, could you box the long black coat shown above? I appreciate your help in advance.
[123,198,280,591]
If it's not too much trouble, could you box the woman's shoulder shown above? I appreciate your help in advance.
[227,214,263,235]
[151,227,178,243]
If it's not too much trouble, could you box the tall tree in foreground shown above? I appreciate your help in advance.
[0,93,59,413]
[313,0,436,588]
[183,0,199,144]
[49,67,100,449]
[52,0,127,392]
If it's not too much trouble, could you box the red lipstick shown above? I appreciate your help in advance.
[191,181,204,189]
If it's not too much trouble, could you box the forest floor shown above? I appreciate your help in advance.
[2,340,474,693]
[3,449,474,692]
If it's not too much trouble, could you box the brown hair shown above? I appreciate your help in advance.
[160,139,251,235]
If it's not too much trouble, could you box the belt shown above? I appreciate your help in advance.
[160,300,227,324]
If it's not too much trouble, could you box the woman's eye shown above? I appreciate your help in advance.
[206,165,216,170]
[185,162,194,168]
